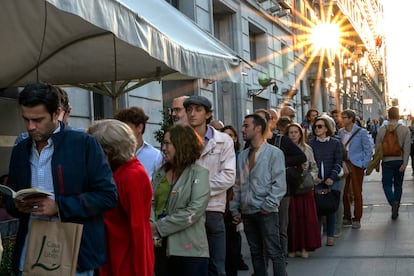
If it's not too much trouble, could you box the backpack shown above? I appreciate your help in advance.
[382,124,401,157]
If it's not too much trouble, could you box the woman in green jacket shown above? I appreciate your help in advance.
[151,124,210,276]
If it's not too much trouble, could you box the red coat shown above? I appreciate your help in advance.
[100,157,154,276]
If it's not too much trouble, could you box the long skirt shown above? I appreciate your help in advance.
[288,190,321,252]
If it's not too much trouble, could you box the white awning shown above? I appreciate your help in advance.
[0,0,242,88]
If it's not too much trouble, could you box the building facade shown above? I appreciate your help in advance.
[0,0,388,176]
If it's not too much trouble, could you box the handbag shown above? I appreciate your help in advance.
[294,170,314,195]
[286,166,304,195]
[23,218,83,276]
[314,186,340,216]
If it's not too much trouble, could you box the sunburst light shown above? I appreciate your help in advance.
[265,1,360,109]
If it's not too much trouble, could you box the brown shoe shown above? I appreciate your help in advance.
[327,237,335,246]
[288,252,296,258]
[391,201,399,220]
[301,249,309,258]
[352,221,361,229]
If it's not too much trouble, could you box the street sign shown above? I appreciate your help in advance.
[363,98,373,104]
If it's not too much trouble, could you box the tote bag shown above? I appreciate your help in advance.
[23,219,83,276]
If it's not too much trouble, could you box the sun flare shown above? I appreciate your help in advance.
[310,22,341,52]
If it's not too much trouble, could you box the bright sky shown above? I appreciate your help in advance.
[383,0,413,115]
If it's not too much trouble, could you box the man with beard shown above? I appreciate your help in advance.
[171,95,189,125]
[6,83,117,276]
[230,114,286,276]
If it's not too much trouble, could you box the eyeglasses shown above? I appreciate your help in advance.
[171,107,183,113]
[314,124,325,129]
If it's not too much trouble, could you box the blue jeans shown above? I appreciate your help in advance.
[382,160,405,205]
[278,196,290,257]
[243,212,286,276]
[205,211,226,276]
[319,211,336,237]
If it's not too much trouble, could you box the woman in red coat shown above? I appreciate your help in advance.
[88,119,154,276]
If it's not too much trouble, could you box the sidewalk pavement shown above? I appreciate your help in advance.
[239,166,414,276]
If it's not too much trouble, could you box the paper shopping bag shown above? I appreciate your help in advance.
[23,219,83,276]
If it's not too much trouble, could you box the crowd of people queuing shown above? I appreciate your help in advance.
[2,82,414,276]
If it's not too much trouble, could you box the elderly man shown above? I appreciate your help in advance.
[280,105,296,121]
[171,95,189,125]
[210,119,225,130]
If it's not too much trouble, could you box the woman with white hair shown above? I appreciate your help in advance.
[88,119,154,276]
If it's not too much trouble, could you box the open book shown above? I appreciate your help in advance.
[0,185,53,200]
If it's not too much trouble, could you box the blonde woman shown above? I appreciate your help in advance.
[286,123,321,258]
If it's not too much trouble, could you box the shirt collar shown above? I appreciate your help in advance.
[205,125,214,143]
[316,136,331,142]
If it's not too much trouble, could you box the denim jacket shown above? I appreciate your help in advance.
[230,142,286,216]
[338,124,373,168]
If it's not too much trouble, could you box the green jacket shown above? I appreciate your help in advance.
[152,163,210,257]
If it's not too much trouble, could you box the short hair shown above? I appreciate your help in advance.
[330,109,339,116]
[341,109,356,123]
[221,125,240,152]
[56,87,70,112]
[245,114,267,135]
[87,119,137,170]
[312,116,334,137]
[305,108,319,121]
[114,106,149,133]
[276,116,292,129]
[254,109,271,122]
[286,123,305,147]
[280,105,296,118]
[18,83,60,117]
[388,107,399,120]
[163,124,204,173]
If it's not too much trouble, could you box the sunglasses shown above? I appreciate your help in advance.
[314,124,325,129]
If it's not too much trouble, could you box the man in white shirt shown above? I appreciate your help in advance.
[184,95,235,276]
[114,107,163,180]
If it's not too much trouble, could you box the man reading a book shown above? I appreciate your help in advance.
[6,83,117,276]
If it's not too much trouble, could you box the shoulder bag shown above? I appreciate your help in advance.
[293,169,314,195]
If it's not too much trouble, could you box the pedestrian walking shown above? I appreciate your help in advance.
[375,107,411,219]
[338,109,372,229]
